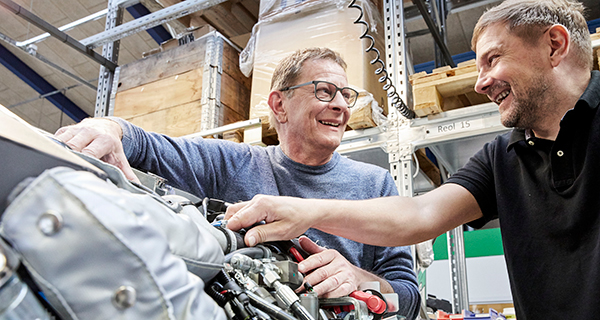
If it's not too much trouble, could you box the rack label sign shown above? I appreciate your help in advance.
[425,118,487,138]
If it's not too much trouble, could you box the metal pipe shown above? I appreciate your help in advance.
[0,0,117,71]
[411,0,456,67]
[80,0,229,49]
[17,9,108,47]
[183,118,262,139]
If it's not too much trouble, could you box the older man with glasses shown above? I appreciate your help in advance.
[55,47,420,319]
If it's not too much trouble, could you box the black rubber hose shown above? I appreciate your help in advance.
[348,0,415,119]
[206,283,227,307]
[224,246,270,263]
[247,291,297,320]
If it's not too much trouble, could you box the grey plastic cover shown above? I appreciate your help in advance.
[0,166,226,320]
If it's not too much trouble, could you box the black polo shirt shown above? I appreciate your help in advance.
[447,70,600,320]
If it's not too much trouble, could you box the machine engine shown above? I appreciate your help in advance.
[0,106,398,320]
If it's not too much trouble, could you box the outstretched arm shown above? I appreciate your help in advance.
[225,183,483,247]
[55,118,139,183]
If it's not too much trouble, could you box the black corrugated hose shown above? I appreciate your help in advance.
[348,0,416,119]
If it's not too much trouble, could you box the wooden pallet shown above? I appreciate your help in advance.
[593,28,600,71]
[410,60,490,117]
[348,105,377,130]
[591,28,600,41]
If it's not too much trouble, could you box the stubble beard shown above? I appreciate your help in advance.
[501,73,550,129]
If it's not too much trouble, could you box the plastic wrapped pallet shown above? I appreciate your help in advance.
[240,0,388,136]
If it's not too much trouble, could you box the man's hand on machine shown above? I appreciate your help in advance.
[55,118,140,183]
[297,236,375,298]
[225,195,316,246]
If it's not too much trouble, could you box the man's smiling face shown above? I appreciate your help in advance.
[281,58,351,154]
[475,22,551,129]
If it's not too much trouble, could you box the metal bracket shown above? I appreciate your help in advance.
[108,66,122,118]
[447,226,470,313]
[95,0,123,117]
[81,0,229,49]
[200,33,224,131]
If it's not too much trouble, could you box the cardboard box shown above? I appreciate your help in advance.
[242,0,388,136]
[113,31,251,137]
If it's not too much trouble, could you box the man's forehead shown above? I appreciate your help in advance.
[303,59,347,78]
[475,23,509,55]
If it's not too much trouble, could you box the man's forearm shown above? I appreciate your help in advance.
[308,196,430,247]
[226,184,481,247]
[305,184,482,247]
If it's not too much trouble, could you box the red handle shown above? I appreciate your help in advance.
[349,291,386,314]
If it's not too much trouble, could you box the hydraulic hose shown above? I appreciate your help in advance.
[348,0,415,119]
[246,291,297,320]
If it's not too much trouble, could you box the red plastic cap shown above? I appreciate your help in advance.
[349,291,386,314]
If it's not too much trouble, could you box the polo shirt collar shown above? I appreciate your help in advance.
[505,70,600,152]
[578,70,600,112]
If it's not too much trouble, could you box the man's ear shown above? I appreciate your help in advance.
[268,90,287,124]
[547,24,570,67]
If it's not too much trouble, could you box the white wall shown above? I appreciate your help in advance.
[425,255,513,304]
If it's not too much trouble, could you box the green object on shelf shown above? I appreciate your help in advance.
[433,228,504,260]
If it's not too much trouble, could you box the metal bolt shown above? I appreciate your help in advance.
[112,286,136,309]
[37,211,63,236]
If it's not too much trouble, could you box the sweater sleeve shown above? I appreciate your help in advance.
[112,117,251,199]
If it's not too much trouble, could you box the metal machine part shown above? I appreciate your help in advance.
[226,254,314,320]
[318,296,370,320]
[0,106,396,320]
[0,240,52,320]
[0,167,396,320]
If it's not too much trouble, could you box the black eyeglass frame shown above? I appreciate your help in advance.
[280,80,359,108]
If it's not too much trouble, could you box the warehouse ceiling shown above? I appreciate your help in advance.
[0,0,598,134]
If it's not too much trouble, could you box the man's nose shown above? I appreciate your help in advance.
[330,90,349,112]
[475,71,492,94]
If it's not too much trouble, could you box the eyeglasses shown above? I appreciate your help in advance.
[280,80,359,108]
